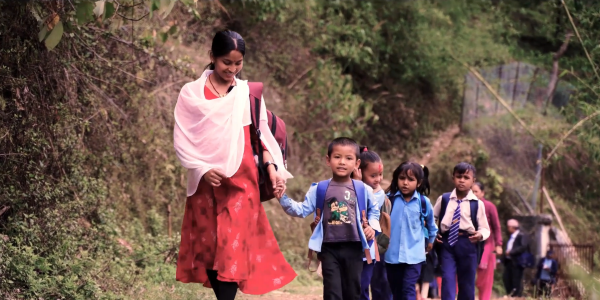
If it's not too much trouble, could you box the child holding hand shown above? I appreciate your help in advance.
[277,137,381,300]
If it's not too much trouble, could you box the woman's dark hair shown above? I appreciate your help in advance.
[205,30,246,76]
[358,145,381,170]
[453,162,476,177]
[474,182,485,191]
[386,161,430,196]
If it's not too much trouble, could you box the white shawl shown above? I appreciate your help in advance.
[174,70,292,196]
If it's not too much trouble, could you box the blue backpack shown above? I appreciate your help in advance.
[437,193,484,264]
[307,179,377,270]
[390,193,429,236]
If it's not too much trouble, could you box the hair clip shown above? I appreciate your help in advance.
[363,147,368,152]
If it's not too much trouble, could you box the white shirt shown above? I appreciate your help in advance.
[506,230,520,253]
[433,189,490,240]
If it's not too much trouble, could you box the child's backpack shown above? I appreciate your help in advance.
[377,193,429,257]
[434,193,484,265]
[307,179,378,271]
[248,82,289,202]
[375,195,391,256]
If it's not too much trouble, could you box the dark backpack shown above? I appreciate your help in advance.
[435,193,484,265]
[248,82,289,202]
[517,251,535,268]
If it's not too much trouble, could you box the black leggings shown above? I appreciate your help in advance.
[206,269,238,300]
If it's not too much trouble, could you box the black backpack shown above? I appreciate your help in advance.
[435,193,484,264]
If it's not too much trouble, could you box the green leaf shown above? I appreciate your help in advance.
[149,0,160,18]
[44,21,64,51]
[76,1,95,25]
[168,25,177,35]
[104,1,116,19]
[151,0,160,12]
[93,1,106,18]
[159,32,168,43]
[38,23,49,42]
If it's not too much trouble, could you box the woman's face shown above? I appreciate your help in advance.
[211,50,244,82]
[471,184,485,199]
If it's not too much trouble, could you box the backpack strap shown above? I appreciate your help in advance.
[470,199,479,231]
[315,180,330,221]
[352,179,376,263]
[307,179,330,271]
[419,194,428,236]
[248,82,265,180]
[438,193,451,229]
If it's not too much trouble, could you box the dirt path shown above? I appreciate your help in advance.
[416,124,461,166]
[237,286,322,300]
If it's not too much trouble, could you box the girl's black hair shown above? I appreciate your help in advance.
[358,145,382,170]
[453,162,476,177]
[474,182,485,191]
[386,161,430,196]
[205,30,246,77]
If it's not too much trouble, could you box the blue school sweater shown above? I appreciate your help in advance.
[279,180,381,259]
[384,190,437,265]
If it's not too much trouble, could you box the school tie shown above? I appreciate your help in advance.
[448,199,462,246]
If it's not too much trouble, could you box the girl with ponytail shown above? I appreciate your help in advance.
[384,162,437,300]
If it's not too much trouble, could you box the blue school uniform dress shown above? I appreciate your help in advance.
[384,190,437,300]
[279,180,381,300]
[360,190,393,300]
[433,189,490,300]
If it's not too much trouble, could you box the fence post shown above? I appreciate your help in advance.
[531,144,543,212]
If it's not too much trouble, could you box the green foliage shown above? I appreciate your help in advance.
[4,0,600,298]
[1,1,183,298]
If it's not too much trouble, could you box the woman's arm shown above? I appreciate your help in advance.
[488,202,503,247]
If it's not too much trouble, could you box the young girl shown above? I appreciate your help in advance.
[353,147,393,300]
[385,162,437,300]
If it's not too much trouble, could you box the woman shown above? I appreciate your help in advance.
[472,182,502,300]
[173,30,296,300]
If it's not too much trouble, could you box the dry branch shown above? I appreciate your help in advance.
[544,32,573,114]
[545,110,600,161]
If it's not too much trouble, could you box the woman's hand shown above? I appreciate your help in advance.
[204,169,225,187]
[495,245,503,255]
[267,164,285,197]
[274,178,286,199]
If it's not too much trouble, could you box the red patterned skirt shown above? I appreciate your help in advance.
[175,125,296,294]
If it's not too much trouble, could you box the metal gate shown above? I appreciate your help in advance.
[548,243,596,299]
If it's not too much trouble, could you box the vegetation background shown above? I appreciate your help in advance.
[1,0,599,298]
